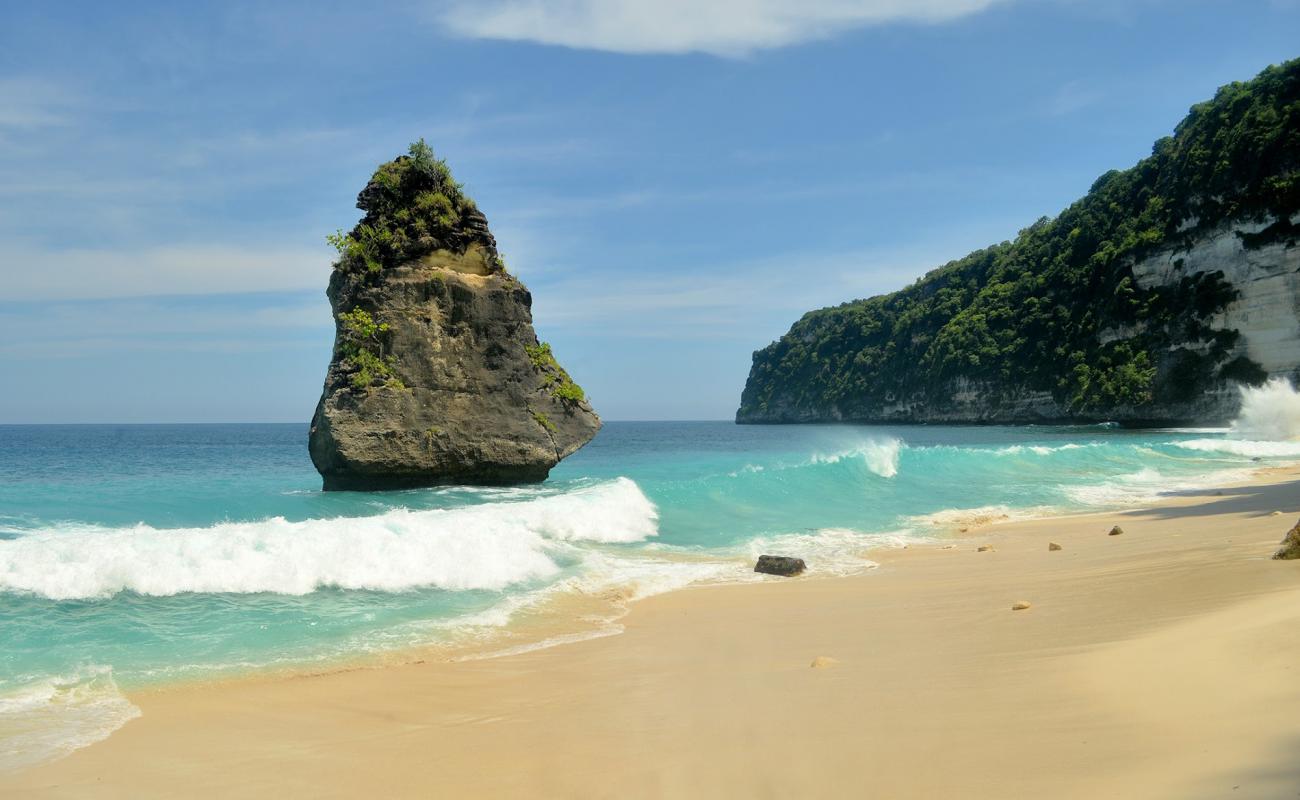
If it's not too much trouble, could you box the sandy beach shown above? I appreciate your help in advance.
[4,468,1299,799]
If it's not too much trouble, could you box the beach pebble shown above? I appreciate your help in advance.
[810,656,839,669]
[942,544,957,550]
[1270,510,1283,516]
[1108,526,1124,536]
[977,545,994,552]
[1048,542,1063,551]
[1011,601,1032,611]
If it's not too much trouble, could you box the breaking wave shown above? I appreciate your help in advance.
[1230,378,1300,441]
[0,478,658,601]
[811,437,902,478]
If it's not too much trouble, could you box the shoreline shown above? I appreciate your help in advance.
[4,466,1300,798]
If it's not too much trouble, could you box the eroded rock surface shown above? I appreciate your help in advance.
[309,144,599,490]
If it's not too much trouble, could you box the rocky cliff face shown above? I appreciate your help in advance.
[1131,215,1300,381]
[738,219,1299,426]
[309,144,599,490]
[737,60,1300,426]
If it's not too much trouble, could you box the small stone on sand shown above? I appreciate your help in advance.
[977,545,994,552]
[942,544,957,550]
[810,656,839,669]
[1270,511,1283,516]
[1049,542,1063,551]
[1108,526,1124,536]
[1011,601,1032,611]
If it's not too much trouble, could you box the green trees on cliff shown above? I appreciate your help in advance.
[328,140,495,274]
[739,58,1299,420]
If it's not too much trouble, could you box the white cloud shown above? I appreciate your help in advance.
[0,243,332,301]
[438,0,1011,57]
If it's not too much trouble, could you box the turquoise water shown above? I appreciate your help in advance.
[2,412,1299,769]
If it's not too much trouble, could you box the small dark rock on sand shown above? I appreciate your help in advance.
[755,555,806,576]
[1273,520,1300,560]
[1108,526,1124,536]
[1048,542,1063,551]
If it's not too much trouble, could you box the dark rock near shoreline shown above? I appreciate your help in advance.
[755,555,806,576]
[1273,520,1300,560]
[309,144,599,491]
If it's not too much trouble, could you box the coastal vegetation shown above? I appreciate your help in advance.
[337,307,403,390]
[327,139,496,274]
[525,341,587,405]
[739,58,1299,421]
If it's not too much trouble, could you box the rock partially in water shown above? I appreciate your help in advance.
[755,555,806,577]
[1273,520,1300,560]
[309,142,600,490]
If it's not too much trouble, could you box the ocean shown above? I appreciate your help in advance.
[2,379,1299,771]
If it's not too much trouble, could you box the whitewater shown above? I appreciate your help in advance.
[2,379,1299,770]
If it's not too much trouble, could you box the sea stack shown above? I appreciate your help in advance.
[309,140,600,491]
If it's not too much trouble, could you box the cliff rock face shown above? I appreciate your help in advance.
[737,59,1300,425]
[309,143,599,490]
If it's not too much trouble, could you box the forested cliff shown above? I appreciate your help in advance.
[738,59,1300,425]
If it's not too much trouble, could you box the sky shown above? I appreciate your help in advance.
[0,0,1297,422]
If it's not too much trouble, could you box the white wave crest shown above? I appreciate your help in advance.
[1230,378,1300,441]
[0,667,141,772]
[0,478,658,601]
[812,438,902,478]
[996,443,1087,456]
[1174,439,1300,458]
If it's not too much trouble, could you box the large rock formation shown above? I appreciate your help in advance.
[309,142,599,490]
[737,59,1300,425]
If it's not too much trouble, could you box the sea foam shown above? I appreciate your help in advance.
[1173,379,1300,458]
[1229,378,1300,441]
[0,478,658,601]
[0,667,140,773]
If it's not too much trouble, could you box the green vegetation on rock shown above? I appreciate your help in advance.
[338,307,403,390]
[739,58,1299,422]
[327,139,499,274]
[531,410,558,433]
[525,341,587,405]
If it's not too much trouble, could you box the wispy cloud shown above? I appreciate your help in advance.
[437,0,1013,57]
[528,237,985,340]
[1,243,332,301]
[0,292,329,360]
[0,76,78,129]
[1047,80,1105,116]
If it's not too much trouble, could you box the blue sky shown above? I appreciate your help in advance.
[1,0,1297,422]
